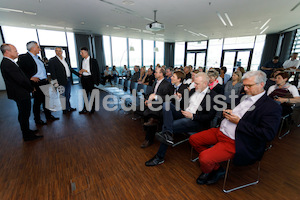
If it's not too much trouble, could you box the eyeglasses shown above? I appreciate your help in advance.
[243,83,258,89]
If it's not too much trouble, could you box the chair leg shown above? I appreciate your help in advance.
[190,147,199,162]
[278,116,291,139]
[223,160,260,193]
[172,138,189,147]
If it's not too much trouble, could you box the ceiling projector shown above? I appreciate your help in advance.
[146,22,165,31]
[146,10,164,31]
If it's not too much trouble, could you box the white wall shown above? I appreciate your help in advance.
[0,34,6,90]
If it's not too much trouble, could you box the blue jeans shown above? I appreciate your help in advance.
[62,77,72,110]
[157,102,203,159]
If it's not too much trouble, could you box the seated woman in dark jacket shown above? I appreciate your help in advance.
[207,69,224,95]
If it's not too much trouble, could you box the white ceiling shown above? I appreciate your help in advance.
[0,0,300,42]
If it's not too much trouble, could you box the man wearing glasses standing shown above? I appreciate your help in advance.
[18,41,59,125]
[189,70,282,186]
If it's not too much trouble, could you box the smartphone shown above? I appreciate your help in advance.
[224,111,231,115]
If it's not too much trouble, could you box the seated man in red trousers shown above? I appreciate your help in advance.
[189,70,282,185]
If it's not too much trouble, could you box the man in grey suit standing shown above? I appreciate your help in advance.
[0,44,43,141]
[48,47,80,114]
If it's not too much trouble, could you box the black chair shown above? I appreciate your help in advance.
[277,103,296,139]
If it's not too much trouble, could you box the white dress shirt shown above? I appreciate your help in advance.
[220,91,266,140]
[267,84,299,97]
[282,59,300,69]
[82,56,91,76]
[185,87,209,114]
[57,56,70,77]
[154,78,163,94]
[4,56,18,66]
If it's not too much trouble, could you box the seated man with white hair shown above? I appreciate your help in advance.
[189,70,282,185]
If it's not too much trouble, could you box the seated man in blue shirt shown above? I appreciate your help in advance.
[260,56,282,78]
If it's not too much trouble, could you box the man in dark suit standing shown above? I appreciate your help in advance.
[78,47,100,114]
[189,70,282,185]
[0,44,43,141]
[17,41,59,125]
[48,47,80,114]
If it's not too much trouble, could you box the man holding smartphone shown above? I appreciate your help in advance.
[189,70,282,185]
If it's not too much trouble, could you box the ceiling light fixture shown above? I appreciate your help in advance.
[260,18,271,30]
[198,32,208,38]
[291,1,300,11]
[37,24,65,29]
[0,7,23,13]
[224,13,233,26]
[23,11,37,15]
[260,26,269,34]
[217,12,227,26]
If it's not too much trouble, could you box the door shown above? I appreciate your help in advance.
[221,49,253,75]
[185,51,207,68]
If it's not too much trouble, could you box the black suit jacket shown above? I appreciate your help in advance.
[188,88,218,130]
[48,56,79,86]
[233,93,282,165]
[81,58,100,86]
[1,57,33,100]
[17,52,43,80]
[172,83,189,110]
[211,83,224,95]
[148,79,174,102]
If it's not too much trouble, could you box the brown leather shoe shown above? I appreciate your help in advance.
[141,140,152,148]
[143,118,158,126]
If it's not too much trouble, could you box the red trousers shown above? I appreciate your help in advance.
[189,128,236,173]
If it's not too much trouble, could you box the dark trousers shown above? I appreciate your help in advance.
[62,77,72,110]
[81,76,95,112]
[157,102,205,159]
[15,98,31,135]
[103,75,112,85]
[32,79,51,121]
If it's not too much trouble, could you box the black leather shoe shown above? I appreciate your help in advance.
[206,167,225,185]
[79,110,88,114]
[196,172,211,185]
[155,131,174,146]
[23,134,43,141]
[47,115,59,121]
[140,140,152,148]
[63,110,68,114]
[35,120,47,125]
[28,129,39,134]
[145,155,164,167]
[69,107,76,112]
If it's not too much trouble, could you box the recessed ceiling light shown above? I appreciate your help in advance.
[217,12,227,26]
[81,22,85,25]
[122,0,135,5]
[224,13,233,26]
[260,18,271,30]
[176,24,184,27]
[260,26,269,34]
[106,25,109,27]
[113,27,121,30]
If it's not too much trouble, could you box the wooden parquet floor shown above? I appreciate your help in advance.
[0,85,299,200]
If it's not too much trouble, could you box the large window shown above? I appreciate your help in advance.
[2,26,38,54]
[103,36,112,67]
[251,35,266,71]
[155,41,164,66]
[37,29,67,46]
[187,41,207,50]
[292,29,300,56]
[223,36,255,50]
[143,40,154,67]
[111,36,128,69]
[174,42,185,67]
[129,38,142,67]
[206,39,223,68]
